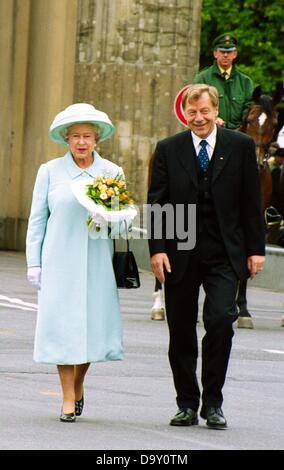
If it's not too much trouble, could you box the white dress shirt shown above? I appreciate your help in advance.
[191,125,217,160]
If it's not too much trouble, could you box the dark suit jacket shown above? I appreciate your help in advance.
[148,127,265,284]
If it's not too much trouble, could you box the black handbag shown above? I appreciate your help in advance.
[113,226,140,289]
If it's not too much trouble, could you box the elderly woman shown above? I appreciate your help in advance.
[26,104,124,422]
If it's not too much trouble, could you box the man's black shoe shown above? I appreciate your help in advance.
[170,408,198,426]
[201,407,227,429]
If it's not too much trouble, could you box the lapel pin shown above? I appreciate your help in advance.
[219,156,224,160]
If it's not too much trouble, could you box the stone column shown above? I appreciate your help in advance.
[0,0,78,250]
[20,0,79,235]
[0,0,31,248]
[75,0,202,205]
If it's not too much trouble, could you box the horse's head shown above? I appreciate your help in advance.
[242,85,281,165]
[241,84,283,211]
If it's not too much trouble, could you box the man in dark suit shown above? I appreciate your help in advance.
[148,84,265,429]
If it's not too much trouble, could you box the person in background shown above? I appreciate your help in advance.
[193,33,253,130]
[26,104,125,423]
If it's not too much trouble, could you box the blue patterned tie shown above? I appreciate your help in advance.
[197,140,210,171]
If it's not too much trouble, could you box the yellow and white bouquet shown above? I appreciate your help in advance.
[86,175,133,210]
[72,174,137,235]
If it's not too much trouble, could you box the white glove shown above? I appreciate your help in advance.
[89,213,108,231]
[27,267,41,290]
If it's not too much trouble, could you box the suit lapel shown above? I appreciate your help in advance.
[176,128,233,187]
[212,127,233,184]
[177,131,198,188]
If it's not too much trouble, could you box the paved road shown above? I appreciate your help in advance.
[0,251,283,450]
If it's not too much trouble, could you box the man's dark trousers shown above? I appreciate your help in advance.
[165,243,239,413]
[164,157,239,413]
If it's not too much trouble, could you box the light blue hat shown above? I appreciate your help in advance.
[49,103,115,146]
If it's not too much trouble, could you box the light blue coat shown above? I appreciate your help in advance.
[26,151,124,365]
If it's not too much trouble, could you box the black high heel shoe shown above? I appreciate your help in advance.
[75,396,84,417]
[60,410,76,423]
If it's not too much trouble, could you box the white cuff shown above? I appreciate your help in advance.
[27,267,41,290]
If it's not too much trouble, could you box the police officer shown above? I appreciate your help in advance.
[193,33,253,130]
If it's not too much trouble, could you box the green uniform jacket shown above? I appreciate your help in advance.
[193,61,253,129]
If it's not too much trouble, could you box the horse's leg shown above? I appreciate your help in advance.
[155,278,162,292]
[236,279,254,329]
[260,165,273,211]
[151,278,165,321]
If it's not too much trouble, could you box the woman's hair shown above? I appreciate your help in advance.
[182,84,219,110]
[62,123,101,142]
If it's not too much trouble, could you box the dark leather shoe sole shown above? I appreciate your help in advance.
[170,417,199,427]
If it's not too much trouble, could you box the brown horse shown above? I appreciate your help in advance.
[240,86,280,209]
[237,85,282,328]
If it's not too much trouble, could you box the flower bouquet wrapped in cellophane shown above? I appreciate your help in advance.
[72,175,137,237]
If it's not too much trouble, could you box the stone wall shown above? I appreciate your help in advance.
[75,0,202,206]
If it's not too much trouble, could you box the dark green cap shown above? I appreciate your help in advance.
[213,33,237,51]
